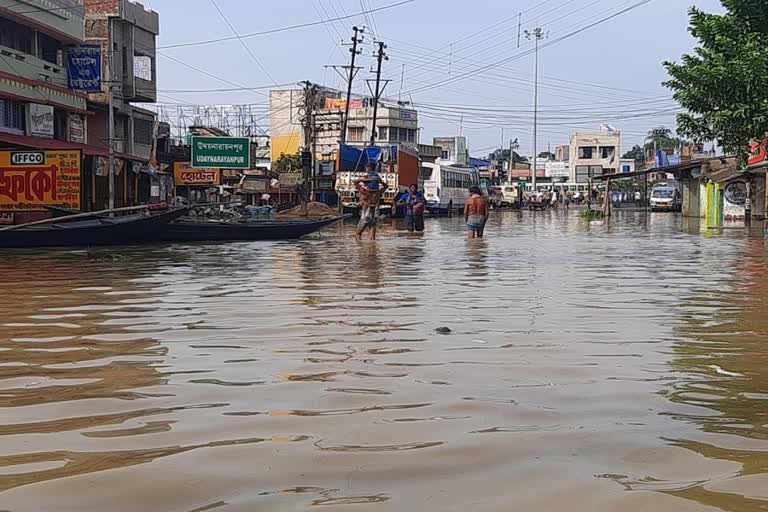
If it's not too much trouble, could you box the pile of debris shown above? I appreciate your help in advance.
[276,202,339,219]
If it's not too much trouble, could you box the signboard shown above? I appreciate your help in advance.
[749,139,768,166]
[324,98,363,110]
[242,178,267,193]
[278,173,302,187]
[0,150,81,211]
[28,104,54,139]
[400,110,415,119]
[68,113,85,143]
[0,212,13,225]
[191,137,250,169]
[221,169,241,180]
[174,162,220,186]
[545,161,568,178]
[67,45,102,92]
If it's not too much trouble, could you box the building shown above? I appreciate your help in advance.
[82,0,159,209]
[554,144,569,162]
[0,1,94,223]
[0,0,89,142]
[433,136,468,166]
[620,158,636,174]
[569,127,621,183]
[269,87,419,164]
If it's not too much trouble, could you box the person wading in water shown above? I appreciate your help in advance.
[464,186,489,240]
[398,184,427,233]
[354,168,388,241]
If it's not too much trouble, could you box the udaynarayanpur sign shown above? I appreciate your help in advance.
[174,162,220,186]
[191,137,250,169]
[0,150,81,211]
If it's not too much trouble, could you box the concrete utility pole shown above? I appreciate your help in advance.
[341,26,364,145]
[369,41,388,146]
[108,17,116,210]
[525,27,546,192]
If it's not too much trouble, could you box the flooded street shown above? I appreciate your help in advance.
[2,210,768,512]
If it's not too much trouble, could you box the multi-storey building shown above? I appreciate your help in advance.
[569,127,621,183]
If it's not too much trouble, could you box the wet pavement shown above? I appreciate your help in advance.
[1,210,767,511]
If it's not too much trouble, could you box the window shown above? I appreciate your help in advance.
[441,150,450,159]
[407,129,415,143]
[133,55,153,81]
[600,146,615,159]
[622,165,631,173]
[378,127,387,141]
[0,99,25,132]
[134,119,153,145]
[348,126,365,141]
[0,18,33,55]
[419,167,433,181]
[578,147,594,159]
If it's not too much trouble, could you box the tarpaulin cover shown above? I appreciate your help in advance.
[338,144,397,171]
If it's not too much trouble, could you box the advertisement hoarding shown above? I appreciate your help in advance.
[174,162,220,186]
[0,150,81,211]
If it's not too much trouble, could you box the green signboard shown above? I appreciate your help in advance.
[191,136,250,169]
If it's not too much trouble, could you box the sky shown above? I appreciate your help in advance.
[146,0,725,158]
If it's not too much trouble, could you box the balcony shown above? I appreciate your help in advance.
[0,44,67,86]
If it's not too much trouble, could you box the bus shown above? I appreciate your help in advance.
[421,163,480,213]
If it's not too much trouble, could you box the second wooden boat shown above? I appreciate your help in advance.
[158,216,346,243]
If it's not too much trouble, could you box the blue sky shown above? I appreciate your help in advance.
[148,0,724,157]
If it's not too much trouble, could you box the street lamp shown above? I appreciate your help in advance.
[525,27,546,192]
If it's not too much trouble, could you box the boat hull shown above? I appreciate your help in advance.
[0,208,189,249]
[159,216,346,243]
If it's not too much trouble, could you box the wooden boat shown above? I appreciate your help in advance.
[0,207,189,249]
[159,216,347,243]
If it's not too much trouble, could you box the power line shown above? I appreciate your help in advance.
[405,0,655,96]
[158,0,416,50]
[208,0,281,87]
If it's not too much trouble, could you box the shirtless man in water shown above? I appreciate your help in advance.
[464,186,490,240]
[354,173,388,240]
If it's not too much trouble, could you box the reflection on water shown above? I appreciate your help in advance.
[0,211,767,511]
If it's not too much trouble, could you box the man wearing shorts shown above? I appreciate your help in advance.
[464,186,489,240]
[355,174,388,240]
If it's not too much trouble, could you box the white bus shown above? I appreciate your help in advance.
[422,163,480,213]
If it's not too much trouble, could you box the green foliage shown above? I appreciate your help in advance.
[644,127,679,150]
[622,145,645,163]
[488,148,527,162]
[664,1,768,163]
[274,153,301,174]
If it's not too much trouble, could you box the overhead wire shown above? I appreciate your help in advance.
[208,0,281,87]
[158,0,416,50]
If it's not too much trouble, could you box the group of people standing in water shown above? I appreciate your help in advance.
[353,164,489,241]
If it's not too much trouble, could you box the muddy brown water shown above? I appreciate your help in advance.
[1,211,767,512]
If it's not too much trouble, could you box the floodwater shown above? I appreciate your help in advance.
[1,210,767,512]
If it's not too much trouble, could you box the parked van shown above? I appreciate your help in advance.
[650,185,681,212]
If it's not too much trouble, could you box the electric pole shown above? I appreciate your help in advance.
[525,27,546,192]
[340,26,364,144]
[369,41,389,146]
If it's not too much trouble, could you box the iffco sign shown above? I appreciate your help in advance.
[191,137,250,169]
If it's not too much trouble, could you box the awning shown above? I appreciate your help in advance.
[0,132,148,162]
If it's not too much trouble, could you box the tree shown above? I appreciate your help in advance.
[644,127,678,150]
[274,153,301,174]
[622,145,645,164]
[664,1,768,163]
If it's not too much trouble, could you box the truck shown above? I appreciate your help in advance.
[335,144,419,216]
